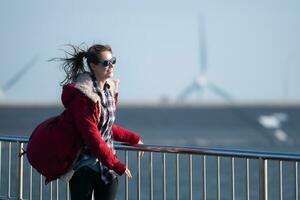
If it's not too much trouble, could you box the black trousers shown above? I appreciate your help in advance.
[69,166,118,200]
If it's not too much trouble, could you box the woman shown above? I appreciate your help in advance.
[26,44,143,200]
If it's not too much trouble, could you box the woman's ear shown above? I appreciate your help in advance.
[90,63,96,71]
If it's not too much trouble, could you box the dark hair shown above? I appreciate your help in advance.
[50,44,113,85]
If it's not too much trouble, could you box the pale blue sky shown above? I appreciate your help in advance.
[1,0,300,103]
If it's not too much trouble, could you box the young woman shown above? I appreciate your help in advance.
[26,44,143,200]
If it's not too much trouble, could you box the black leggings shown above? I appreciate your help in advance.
[69,166,118,200]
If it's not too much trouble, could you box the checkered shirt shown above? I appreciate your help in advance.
[73,76,117,184]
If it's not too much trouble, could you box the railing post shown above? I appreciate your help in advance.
[17,142,24,200]
[231,157,235,200]
[162,153,166,200]
[0,141,2,193]
[149,152,153,200]
[189,155,193,200]
[246,158,250,200]
[8,142,12,198]
[29,166,33,200]
[279,161,283,200]
[137,152,141,200]
[125,151,128,200]
[295,162,298,200]
[50,182,53,200]
[217,156,221,200]
[56,179,59,200]
[259,158,268,200]
[66,182,70,200]
[40,175,43,200]
[176,153,180,200]
[202,155,207,200]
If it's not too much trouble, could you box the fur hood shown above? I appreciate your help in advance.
[74,72,119,103]
[61,72,119,110]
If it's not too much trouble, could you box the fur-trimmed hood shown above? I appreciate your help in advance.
[61,72,119,109]
[74,72,100,103]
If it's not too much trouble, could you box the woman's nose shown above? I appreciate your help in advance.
[108,62,114,68]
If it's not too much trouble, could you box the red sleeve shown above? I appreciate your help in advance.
[112,124,141,144]
[70,96,126,175]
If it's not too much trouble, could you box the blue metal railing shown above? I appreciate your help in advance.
[0,135,299,200]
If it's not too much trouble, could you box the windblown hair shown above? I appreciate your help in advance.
[50,44,112,85]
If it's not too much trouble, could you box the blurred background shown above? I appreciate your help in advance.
[1,0,300,151]
[1,1,300,199]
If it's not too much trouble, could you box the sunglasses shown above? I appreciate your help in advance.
[98,57,116,67]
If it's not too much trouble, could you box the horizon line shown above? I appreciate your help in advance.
[1,100,300,108]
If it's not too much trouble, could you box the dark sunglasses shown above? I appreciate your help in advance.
[98,57,116,67]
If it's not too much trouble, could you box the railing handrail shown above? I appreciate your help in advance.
[1,134,300,162]
[118,142,300,161]
[0,134,29,143]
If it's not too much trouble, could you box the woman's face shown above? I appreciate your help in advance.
[91,50,115,82]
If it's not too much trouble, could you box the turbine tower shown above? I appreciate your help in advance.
[177,14,234,103]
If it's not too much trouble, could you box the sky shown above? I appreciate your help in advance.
[1,0,300,104]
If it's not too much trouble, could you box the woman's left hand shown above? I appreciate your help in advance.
[138,140,144,157]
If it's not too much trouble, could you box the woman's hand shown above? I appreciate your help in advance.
[125,167,132,178]
[138,140,144,157]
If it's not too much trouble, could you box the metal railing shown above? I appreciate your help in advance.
[0,135,300,200]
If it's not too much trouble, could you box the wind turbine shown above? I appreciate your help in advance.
[176,15,284,145]
[177,15,234,103]
[0,55,39,99]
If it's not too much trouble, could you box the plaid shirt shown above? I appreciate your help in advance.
[73,76,117,184]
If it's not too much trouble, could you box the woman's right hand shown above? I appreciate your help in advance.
[125,167,132,178]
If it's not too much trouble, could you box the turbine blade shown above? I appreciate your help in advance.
[0,89,5,100]
[198,13,207,75]
[177,82,198,101]
[2,55,39,92]
[207,82,234,103]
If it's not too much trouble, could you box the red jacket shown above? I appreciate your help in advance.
[26,73,140,183]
